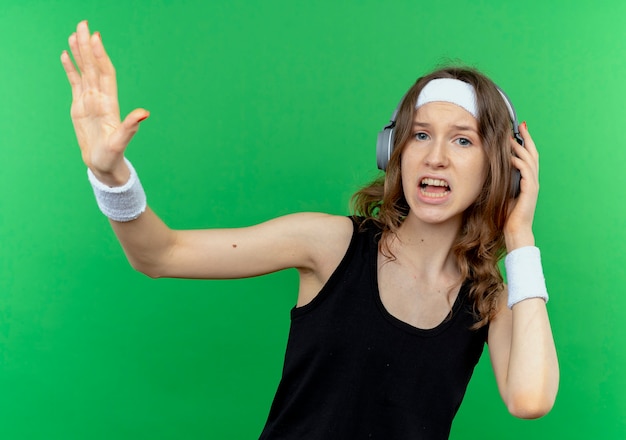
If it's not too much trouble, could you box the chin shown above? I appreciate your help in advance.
[408,210,462,227]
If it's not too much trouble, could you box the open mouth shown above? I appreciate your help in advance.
[420,177,450,198]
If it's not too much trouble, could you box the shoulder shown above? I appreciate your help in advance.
[290,212,354,229]
[269,212,354,240]
[294,213,355,257]
[283,214,356,305]
[264,212,354,263]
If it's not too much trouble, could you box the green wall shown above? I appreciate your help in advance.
[1,0,624,438]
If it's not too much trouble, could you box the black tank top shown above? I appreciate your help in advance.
[259,218,488,439]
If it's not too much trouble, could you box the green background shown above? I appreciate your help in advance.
[1,0,624,438]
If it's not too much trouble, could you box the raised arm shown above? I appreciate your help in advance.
[487,122,559,418]
[60,21,353,283]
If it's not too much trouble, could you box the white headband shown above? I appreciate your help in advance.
[416,78,478,118]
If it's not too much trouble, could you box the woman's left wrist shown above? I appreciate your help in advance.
[504,228,535,252]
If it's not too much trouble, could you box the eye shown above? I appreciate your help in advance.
[414,132,430,141]
[454,137,473,147]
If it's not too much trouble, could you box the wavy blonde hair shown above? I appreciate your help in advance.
[352,66,516,328]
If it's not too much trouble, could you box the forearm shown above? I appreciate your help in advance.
[493,230,559,418]
[88,158,179,277]
[505,299,559,418]
[110,207,178,277]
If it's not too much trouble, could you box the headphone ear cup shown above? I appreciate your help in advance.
[511,169,521,198]
[376,126,395,170]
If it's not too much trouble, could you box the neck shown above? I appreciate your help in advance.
[386,213,462,283]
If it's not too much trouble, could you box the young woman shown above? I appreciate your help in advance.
[61,20,558,439]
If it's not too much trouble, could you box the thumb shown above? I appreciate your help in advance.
[111,108,150,150]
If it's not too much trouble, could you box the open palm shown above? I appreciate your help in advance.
[61,20,148,185]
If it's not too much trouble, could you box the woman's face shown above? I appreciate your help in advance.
[400,101,487,227]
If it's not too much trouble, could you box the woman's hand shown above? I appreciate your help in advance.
[504,121,539,251]
[60,20,149,186]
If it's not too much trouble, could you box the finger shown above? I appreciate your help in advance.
[512,147,539,193]
[109,108,150,151]
[513,125,540,176]
[511,158,539,201]
[511,136,533,162]
[76,20,99,88]
[60,50,83,100]
[91,31,118,98]
[68,32,84,73]
[512,140,539,176]
[511,155,537,180]
[519,121,539,158]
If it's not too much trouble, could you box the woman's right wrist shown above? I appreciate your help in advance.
[87,157,147,222]
[88,160,131,187]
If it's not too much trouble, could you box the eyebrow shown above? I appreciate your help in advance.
[413,121,478,133]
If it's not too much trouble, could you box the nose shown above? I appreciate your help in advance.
[424,139,449,169]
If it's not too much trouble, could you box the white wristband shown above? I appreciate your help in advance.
[504,246,549,309]
[87,158,147,222]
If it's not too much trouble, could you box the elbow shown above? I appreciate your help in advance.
[126,243,178,279]
[506,390,557,419]
[503,359,560,419]
[128,258,166,279]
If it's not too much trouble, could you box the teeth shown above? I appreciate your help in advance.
[421,178,449,187]
[420,188,450,197]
